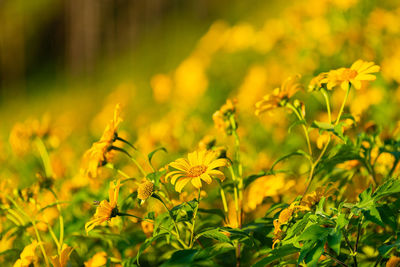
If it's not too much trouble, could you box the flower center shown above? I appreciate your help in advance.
[188,165,207,177]
[341,69,358,80]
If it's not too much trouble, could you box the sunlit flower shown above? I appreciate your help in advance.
[137,180,154,200]
[13,240,39,267]
[84,252,107,267]
[80,104,122,178]
[50,244,73,267]
[255,75,302,115]
[166,150,226,192]
[85,180,121,233]
[321,60,380,90]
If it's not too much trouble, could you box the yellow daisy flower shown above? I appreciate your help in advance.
[255,75,302,116]
[166,150,226,192]
[321,60,380,90]
[85,180,121,233]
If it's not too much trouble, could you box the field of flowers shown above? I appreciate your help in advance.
[2,0,400,266]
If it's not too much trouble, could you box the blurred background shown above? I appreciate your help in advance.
[0,0,279,123]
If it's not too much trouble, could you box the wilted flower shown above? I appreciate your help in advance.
[50,244,73,267]
[301,186,336,208]
[85,180,121,233]
[80,104,122,178]
[166,150,226,192]
[255,75,302,115]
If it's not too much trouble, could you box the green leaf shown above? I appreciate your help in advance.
[304,240,325,267]
[136,233,167,265]
[195,228,231,243]
[327,229,342,255]
[160,249,198,267]
[363,206,384,226]
[270,150,311,171]
[297,224,332,242]
[194,243,235,261]
[147,147,167,168]
[197,208,225,219]
[252,244,300,267]
[288,119,307,134]
[311,121,334,130]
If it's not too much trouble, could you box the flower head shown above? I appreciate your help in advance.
[320,60,380,90]
[255,75,302,115]
[137,180,154,200]
[85,180,121,233]
[166,150,226,192]
[212,99,237,135]
[80,104,122,178]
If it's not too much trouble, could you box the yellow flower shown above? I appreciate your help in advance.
[141,220,154,237]
[301,186,336,208]
[255,75,302,115]
[13,240,39,267]
[50,244,73,267]
[166,150,226,192]
[386,256,400,267]
[137,180,154,200]
[85,180,121,233]
[321,60,380,90]
[212,99,237,134]
[84,252,107,267]
[80,104,122,178]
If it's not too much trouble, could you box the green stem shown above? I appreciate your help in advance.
[335,87,350,126]
[112,146,147,176]
[118,212,189,249]
[287,103,312,156]
[321,89,332,123]
[190,189,201,248]
[152,194,180,236]
[35,137,53,178]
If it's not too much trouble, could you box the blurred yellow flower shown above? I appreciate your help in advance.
[84,252,107,267]
[141,220,154,238]
[386,256,400,267]
[13,240,39,267]
[166,150,226,192]
[212,99,237,134]
[50,244,73,267]
[85,180,121,233]
[80,104,122,178]
[151,74,172,103]
[255,75,302,115]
